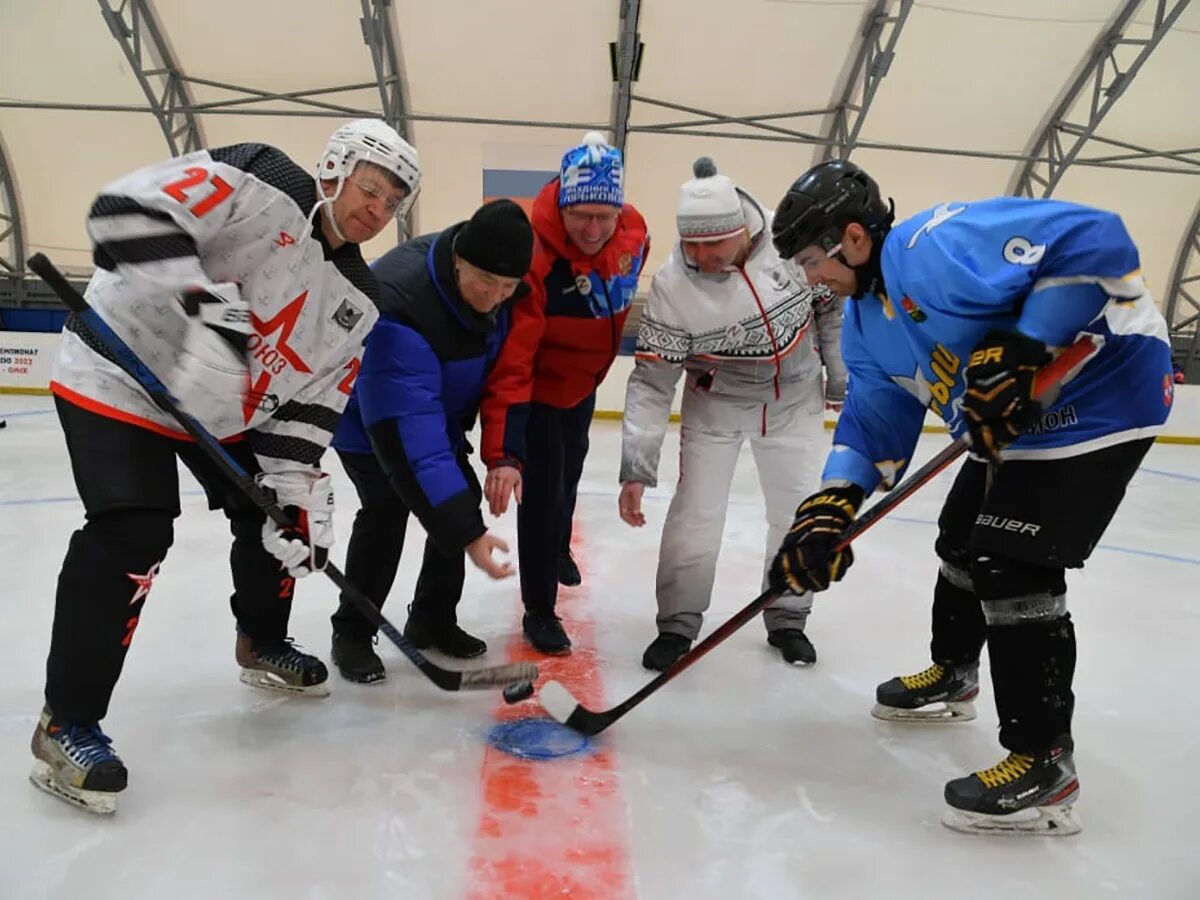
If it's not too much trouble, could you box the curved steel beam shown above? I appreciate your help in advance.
[0,129,27,303]
[97,0,204,156]
[818,0,914,164]
[1164,197,1200,378]
[1010,0,1191,198]
[359,0,411,143]
[361,0,422,237]
[610,0,642,156]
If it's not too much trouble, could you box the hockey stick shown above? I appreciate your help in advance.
[28,253,536,693]
[540,335,1099,735]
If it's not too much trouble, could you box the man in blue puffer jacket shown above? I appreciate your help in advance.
[329,199,534,683]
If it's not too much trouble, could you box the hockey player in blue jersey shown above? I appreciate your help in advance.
[768,160,1173,836]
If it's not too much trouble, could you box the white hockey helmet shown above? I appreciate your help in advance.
[316,118,420,219]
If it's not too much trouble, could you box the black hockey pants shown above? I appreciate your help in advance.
[45,396,292,724]
[930,437,1153,753]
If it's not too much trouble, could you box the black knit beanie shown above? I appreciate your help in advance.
[455,199,534,278]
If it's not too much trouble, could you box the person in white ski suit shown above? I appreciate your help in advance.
[619,158,846,671]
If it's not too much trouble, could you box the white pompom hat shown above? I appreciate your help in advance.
[676,157,746,241]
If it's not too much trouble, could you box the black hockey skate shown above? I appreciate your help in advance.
[768,629,817,665]
[872,661,979,723]
[642,632,692,671]
[942,734,1081,836]
[29,707,127,815]
[558,550,582,587]
[236,633,330,697]
[331,632,386,684]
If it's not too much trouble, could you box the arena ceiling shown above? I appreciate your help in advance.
[1,0,1198,359]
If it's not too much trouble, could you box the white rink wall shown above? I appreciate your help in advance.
[596,355,1200,442]
[3,331,1199,441]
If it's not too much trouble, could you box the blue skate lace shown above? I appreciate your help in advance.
[57,723,118,767]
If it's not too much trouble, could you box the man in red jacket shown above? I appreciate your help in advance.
[481,131,650,653]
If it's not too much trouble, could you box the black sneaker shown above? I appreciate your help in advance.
[557,550,582,587]
[768,629,817,665]
[523,611,572,655]
[641,632,692,671]
[331,632,386,684]
[403,615,488,659]
[942,735,1081,835]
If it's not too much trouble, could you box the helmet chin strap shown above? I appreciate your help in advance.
[308,174,349,244]
[843,227,889,299]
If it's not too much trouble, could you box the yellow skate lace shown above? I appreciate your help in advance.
[899,663,946,690]
[975,752,1036,789]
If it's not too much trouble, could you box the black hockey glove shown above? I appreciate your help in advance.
[769,484,864,595]
[962,329,1050,464]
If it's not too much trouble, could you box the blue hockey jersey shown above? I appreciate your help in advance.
[824,197,1173,495]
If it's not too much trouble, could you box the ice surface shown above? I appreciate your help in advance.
[2,394,1198,899]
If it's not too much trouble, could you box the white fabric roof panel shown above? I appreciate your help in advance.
[631,0,860,123]
[1083,3,1200,151]
[0,0,1197,307]
[855,1,1113,154]
[397,0,615,123]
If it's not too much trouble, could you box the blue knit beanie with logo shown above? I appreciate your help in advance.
[558,131,624,208]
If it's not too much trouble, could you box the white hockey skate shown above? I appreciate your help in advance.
[29,707,127,815]
[236,634,330,697]
[941,736,1081,836]
[871,662,979,723]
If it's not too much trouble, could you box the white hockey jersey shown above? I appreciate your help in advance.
[51,143,381,475]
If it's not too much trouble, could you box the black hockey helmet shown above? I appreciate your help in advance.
[771,160,894,260]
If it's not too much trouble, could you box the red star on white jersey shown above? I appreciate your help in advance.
[126,562,161,605]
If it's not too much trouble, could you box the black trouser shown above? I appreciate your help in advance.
[46,397,292,724]
[931,438,1153,753]
[332,449,473,639]
[517,393,595,614]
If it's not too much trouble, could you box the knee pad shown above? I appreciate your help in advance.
[971,556,1067,626]
[937,559,974,592]
[934,532,973,572]
[86,509,175,557]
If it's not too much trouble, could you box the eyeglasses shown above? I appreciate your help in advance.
[562,207,620,226]
[351,177,410,216]
[796,242,842,274]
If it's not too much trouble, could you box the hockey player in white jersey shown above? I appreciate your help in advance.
[619,158,845,671]
[769,160,1173,835]
[30,119,420,814]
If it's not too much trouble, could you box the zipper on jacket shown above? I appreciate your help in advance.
[597,277,617,391]
[739,267,782,401]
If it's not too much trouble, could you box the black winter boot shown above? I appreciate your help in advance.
[641,632,692,671]
[331,632,386,684]
[767,629,817,665]
[557,550,582,587]
[522,611,571,655]
[403,612,487,659]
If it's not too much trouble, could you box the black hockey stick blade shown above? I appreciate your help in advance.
[539,588,778,736]
[539,336,1098,734]
[28,252,537,694]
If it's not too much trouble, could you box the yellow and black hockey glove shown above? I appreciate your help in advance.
[962,329,1050,464]
[770,484,864,594]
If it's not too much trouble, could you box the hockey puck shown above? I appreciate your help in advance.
[502,681,535,704]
